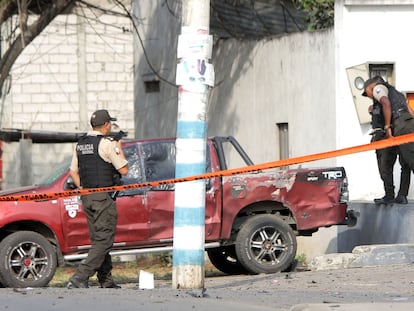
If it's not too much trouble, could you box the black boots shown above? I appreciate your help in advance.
[67,275,89,288]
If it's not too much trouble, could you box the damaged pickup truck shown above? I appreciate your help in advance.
[0,136,356,288]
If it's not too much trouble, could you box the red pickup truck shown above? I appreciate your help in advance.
[0,136,355,288]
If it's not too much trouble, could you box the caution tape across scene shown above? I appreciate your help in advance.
[2,133,414,202]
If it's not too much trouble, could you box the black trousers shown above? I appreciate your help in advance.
[393,111,414,175]
[372,132,411,197]
[75,192,117,282]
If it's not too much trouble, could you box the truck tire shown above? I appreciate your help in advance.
[207,245,249,275]
[0,231,57,288]
[235,214,297,274]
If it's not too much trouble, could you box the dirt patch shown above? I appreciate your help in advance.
[50,253,221,287]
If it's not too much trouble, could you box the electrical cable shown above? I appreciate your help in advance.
[112,0,177,87]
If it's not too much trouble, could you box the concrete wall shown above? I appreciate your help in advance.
[133,1,337,168]
[298,201,414,261]
[132,0,181,139]
[208,32,337,167]
[1,6,134,189]
[338,202,414,253]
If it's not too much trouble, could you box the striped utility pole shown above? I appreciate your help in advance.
[172,0,214,289]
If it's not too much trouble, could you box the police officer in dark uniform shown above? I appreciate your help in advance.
[369,99,410,204]
[363,76,413,203]
[67,109,128,289]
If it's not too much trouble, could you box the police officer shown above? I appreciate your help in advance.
[67,109,128,289]
[363,76,413,203]
[369,100,410,204]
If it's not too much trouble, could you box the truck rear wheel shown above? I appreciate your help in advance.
[0,231,57,288]
[235,214,297,274]
[207,245,249,275]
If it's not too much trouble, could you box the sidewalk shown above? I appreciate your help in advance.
[291,303,414,311]
[309,243,414,270]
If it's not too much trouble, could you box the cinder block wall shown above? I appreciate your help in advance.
[1,10,134,189]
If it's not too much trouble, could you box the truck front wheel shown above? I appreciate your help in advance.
[235,214,297,274]
[0,231,57,288]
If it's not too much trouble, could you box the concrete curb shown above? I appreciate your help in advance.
[290,303,414,311]
[309,243,414,271]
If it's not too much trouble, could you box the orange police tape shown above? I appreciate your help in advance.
[1,133,414,202]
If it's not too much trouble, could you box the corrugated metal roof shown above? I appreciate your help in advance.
[210,0,308,38]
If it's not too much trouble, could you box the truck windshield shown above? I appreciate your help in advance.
[36,157,71,186]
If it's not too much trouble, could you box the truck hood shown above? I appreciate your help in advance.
[0,185,40,196]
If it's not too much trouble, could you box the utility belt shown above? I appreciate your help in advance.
[83,186,119,201]
[370,128,386,142]
[369,128,385,136]
[392,108,409,120]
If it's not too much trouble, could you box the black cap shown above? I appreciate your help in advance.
[90,109,117,127]
[362,76,384,97]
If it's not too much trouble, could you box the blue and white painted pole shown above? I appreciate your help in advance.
[172,0,214,289]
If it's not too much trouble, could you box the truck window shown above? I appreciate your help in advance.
[217,138,254,170]
[142,141,211,182]
[119,144,145,196]
[141,141,176,190]
[142,141,176,182]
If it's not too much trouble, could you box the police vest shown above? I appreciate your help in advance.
[76,135,118,188]
[371,99,385,129]
[380,82,408,118]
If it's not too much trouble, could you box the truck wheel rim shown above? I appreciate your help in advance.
[7,241,48,282]
[249,226,288,266]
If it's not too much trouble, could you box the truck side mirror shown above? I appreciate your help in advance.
[65,176,77,190]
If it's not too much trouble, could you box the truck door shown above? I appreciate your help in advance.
[143,140,176,242]
[114,143,150,244]
[60,143,150,249]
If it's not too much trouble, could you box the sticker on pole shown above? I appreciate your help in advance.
[176,59,215,90]
[177,34,213,59]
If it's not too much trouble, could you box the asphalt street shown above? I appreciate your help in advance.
[0,263,413,311]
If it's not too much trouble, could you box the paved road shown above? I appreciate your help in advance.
[1,264,413,311]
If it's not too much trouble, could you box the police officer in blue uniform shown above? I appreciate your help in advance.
[67,109,128,289]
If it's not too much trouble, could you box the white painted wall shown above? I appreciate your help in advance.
[335,0,414,200]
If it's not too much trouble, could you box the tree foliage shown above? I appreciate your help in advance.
[292,0,334,30]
